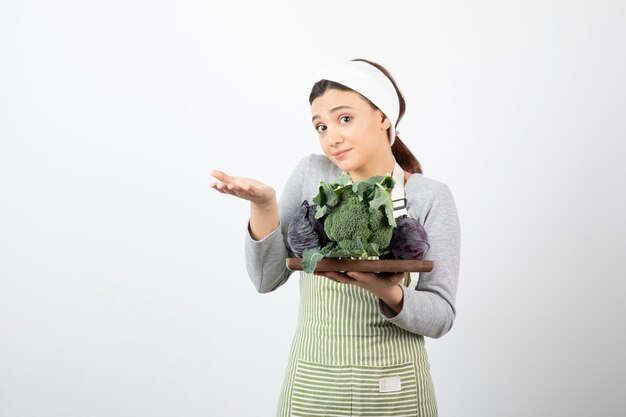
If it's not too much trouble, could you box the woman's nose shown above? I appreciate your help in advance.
[326,129,343,145]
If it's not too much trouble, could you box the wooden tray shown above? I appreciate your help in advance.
[286,258,434,273]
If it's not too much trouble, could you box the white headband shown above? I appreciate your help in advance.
[312,60,400,146]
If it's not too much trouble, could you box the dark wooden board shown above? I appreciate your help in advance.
[286,258,434,273]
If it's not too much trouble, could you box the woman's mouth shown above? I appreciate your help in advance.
[333,149,351,159]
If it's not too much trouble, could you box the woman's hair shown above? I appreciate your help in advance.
[308,58,423,174]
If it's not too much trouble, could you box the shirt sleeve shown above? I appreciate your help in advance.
[377,183,461,338]
[244,154,310,293]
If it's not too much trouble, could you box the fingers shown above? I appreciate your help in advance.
[317,273,338,283]
[319,273,342,284]
[209,168,246,190]
[209,169,234,183]
[377,272,404,280]
[318,271,403,284]
[319,272,354,284]
[210,181,253,197]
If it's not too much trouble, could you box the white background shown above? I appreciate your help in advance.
[1,1,625,416]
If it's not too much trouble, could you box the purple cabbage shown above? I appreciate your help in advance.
[308,203,332,248]
[387,214,431,260]
[287,200,332,257]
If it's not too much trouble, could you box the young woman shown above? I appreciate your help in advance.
[210,58,461,417]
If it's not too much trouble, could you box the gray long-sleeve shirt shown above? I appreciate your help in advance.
[244,153,461,339]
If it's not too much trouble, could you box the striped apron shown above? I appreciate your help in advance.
[275,161,438,416]
[275,272,438,417]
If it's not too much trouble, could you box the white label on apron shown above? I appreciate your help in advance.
[379,376,402,393]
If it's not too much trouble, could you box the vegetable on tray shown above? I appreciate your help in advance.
[286,171,431,274]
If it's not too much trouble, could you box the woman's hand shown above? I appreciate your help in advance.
[317,271,406,315]
[210,169,279,241]
[209,169,276,205]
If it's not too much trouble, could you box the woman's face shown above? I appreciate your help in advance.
[311,89,391,173]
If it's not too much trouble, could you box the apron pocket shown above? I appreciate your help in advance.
[290,359,418,417]
[291,360,353,416]
[350,361,418,416]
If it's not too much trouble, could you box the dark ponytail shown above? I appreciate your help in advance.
[308,58,423,174]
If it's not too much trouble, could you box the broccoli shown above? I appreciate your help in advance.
[301,172,398,272]
[323,194,394,253]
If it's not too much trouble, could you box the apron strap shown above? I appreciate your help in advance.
[391,160,408,217]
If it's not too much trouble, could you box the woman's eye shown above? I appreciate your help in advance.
[315,116,350,133]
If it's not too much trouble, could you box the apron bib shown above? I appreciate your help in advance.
[275,161,438,417]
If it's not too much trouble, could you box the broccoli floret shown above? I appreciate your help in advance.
[368,206,394,249]
[323,194,394,255]
[324,195,371,243]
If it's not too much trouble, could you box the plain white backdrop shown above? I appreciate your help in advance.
[1,1,625,416]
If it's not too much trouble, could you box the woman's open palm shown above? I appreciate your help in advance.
[209,169,275,205]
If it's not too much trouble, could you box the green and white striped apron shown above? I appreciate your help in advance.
[275,272,438,417]
[275,161,438,416]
